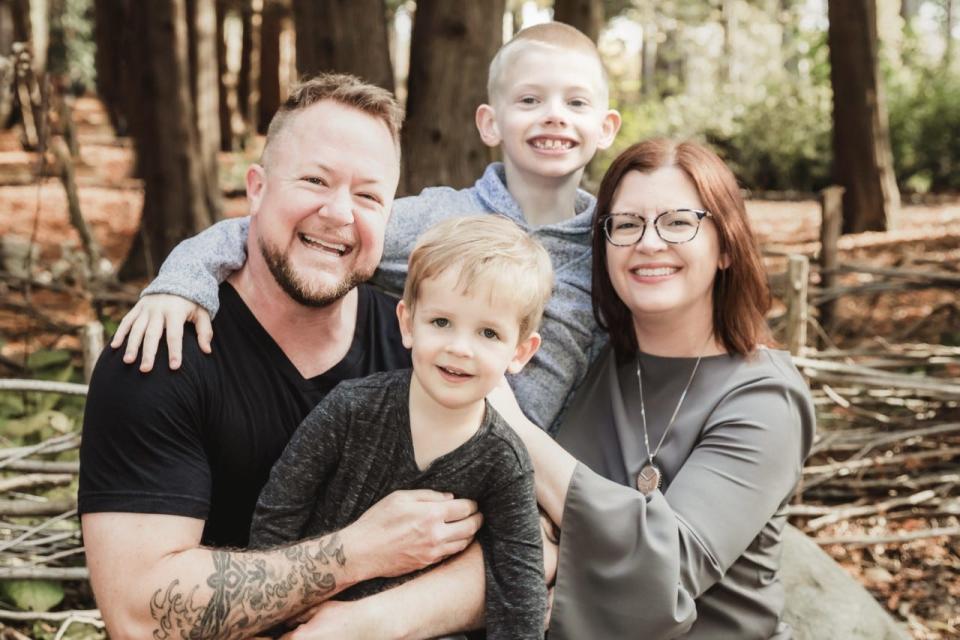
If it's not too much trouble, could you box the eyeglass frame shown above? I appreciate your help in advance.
[599,209,714,246]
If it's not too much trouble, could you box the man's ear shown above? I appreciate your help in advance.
[506,332,542,375]
[475,104,502,148]
[396,300,414,350]
[596,109,622,151]
[246,164,267,216]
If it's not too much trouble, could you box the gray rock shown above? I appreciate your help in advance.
[780,524,911,640]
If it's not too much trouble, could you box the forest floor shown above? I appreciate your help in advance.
[0,97,958,638]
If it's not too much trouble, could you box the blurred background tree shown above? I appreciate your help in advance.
[2,0,958,272]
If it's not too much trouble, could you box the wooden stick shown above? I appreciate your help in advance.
[0,608,99,622]
[81,321,104,384]
[0,498,76,517]
[1,460,79,474]
[803,446,960,475]
[52,137,103,279]
[818,185,843,335]
[0,509,77,554]
[815,526,960,547]
[0,473,73,494]
[805,490,937,530]
[0,379,89,396]
[785,254,809,355]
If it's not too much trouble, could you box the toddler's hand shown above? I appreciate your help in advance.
[111,294,213,372]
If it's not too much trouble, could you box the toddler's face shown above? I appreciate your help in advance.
[478,46,620,182]
[397,270,539,412]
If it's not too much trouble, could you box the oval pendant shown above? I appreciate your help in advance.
[636,463,661,496]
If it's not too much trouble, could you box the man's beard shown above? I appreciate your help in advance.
[258,236,370,308]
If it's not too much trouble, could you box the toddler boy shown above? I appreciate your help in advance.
[116,21,621,432]
[249,215,552,639]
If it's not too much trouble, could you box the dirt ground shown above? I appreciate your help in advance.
[1,97,959,638]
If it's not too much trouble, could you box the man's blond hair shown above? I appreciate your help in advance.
[487,22,608,104]
[262,73,403,165]
[403,215,554,341]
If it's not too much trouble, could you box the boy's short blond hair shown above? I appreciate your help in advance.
[402,215,554,341]
[487,22,609,104]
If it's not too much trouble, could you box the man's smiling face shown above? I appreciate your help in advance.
[247,99,400,307]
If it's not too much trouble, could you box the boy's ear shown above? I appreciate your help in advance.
[246,164,267,215]
[475,104,502,148]
[506,331,542,375]
[396,300,414,350]
[596,109,622,151]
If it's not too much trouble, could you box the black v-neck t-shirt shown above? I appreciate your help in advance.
[79,283,411,547]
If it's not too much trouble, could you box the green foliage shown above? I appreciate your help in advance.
[888,68,960,192]
[0,580,65,612]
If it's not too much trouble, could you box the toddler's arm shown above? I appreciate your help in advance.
[112,217,250,371]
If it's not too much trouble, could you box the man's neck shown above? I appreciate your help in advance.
[228,257,359,379]
[407,375,486,471]
[503,160,584,228]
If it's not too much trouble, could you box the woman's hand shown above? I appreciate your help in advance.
[110,294,213,372]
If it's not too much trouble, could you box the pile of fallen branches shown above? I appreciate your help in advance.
[787,342,960,637]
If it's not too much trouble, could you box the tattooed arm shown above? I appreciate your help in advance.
[82,492,481,640]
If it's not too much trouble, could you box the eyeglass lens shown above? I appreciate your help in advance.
[604,211,703,245]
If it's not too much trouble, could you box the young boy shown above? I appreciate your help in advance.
[115,21,621,432]
[250,215,552,639]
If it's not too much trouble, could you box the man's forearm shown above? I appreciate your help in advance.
[354,542,486,640]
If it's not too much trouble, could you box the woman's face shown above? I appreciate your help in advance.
[604,167,727,329]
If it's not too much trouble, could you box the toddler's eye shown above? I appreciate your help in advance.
[304,176,328,186]
[569,98,589,108]
[481,328,499,340]
[519,96,538,105]
[431,318,450,328]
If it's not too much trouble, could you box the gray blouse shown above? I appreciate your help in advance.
[550,347,815,639]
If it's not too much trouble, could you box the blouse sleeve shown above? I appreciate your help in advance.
[550,374,814,639]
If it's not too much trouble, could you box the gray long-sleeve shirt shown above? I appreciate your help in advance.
[249,369,546,640]
[142,163,604,432]
[551,347,816,639]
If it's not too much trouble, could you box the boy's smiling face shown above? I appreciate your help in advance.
[397,269,540,412]
[476,45,620,182]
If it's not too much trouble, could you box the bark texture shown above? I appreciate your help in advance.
[553,0,603,42]
[827,0,900,233]
[401,0,504,196]
[118,0,219,279]
[291,0,393,90]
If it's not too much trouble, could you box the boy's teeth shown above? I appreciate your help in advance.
[300,233,347,255]
[633,267,679,277]
[533,138,573,151]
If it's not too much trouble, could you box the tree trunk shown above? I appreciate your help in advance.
[291,0,393,91]
[827,0,900,233]
[216,0,234,150]
[119,0,218,280]
[237,0,261,134]
[187,0,223,217]
[93,0,130,135]
[258,0,286,133]
[721,0,737,83]
[553,0,603,42]
[945,0,955,69]
[401,0,504,196]
[640,19,658,99]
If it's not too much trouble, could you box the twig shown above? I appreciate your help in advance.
[0,379,88,396]
[0,473,73,494]
[54,613,105,640]
[0,509,77,554]
[0,498,76,517]
[0,609,99,622]
[803,446,960,476]
[805,490,937,531]
[1,460,79,474]
[815,526,960,547]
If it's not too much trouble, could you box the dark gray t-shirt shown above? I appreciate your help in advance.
[249,369,546,640]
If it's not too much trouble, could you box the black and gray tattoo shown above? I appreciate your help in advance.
[150,534,346,639]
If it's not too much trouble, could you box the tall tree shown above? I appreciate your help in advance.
[93,0,129,134]
[187,0,223,216]
[291,0,393,90]
[401,0,505,195]
[117,0,219,279]
[553,0,603,42]
[827,0,900,233]
[258,0,289,132]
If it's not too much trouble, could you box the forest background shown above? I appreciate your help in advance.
[0,0,958,638]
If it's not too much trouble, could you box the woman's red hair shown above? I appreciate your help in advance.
[591,139,772,358]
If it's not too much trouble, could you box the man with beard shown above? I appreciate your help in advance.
[78,75,482,640]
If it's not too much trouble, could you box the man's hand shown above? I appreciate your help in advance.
[347,489,482,579]
[111,294,213,372]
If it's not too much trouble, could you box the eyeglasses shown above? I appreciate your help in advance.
[600,209,713,246]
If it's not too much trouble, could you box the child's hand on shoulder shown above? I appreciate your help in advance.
[111,294,213,372]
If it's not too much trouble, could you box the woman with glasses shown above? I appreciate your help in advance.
[492,138,815,639]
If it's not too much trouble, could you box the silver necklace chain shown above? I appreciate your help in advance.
[635,345,707,494]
